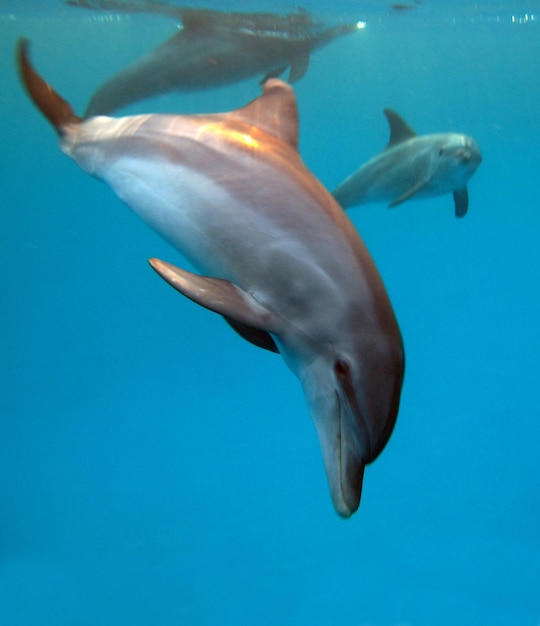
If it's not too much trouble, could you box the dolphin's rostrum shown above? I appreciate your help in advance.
[17,39,404,517]
[333,109,482,217]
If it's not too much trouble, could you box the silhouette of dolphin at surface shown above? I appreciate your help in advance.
[333,109,482,217]
[18,39,404,517]
[68,0,360,116]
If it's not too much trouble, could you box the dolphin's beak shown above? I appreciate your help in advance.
[298,361,363,517]
[317,400,367,517]
[333,390,368,516]
[302,346,403,517]
[458,138,482,165]
[301,356,394,518]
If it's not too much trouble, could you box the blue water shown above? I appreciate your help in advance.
[1,2,539,625]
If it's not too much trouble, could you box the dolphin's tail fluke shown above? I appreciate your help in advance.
[17,38,82,135]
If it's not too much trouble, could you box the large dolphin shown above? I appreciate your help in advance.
[69,0,360,116]
[17,39,404,517]
[333,109,482,217]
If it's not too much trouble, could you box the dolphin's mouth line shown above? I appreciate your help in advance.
[454,148,471,161]
[335,384,370,485]
[335,389,346,501]
[335,359,372,461]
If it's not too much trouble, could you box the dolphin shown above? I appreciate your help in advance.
[70,0,360,116]
[17,39,404,517]
[333,109,482,217]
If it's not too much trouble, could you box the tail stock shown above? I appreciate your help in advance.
[17,38,82,134]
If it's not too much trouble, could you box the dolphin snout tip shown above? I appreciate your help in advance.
[334,486,362,519]
[464,137,482,163]
[456,141,482,170]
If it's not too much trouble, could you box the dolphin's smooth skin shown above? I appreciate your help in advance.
[333,109,482,217]
[17,39,404,518]
[69,0,359,117]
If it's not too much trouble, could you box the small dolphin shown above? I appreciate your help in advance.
[71,1,359,116]
[333,109,482,217]
[17,39,404,517]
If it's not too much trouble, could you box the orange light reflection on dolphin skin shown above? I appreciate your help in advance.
[196,122,261,151]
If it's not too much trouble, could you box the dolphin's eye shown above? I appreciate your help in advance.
[334,358,360,424]
[438,147,445,156]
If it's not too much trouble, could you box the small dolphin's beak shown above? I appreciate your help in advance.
[458,138,482,165]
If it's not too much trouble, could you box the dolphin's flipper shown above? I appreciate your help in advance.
[383,108,416,147]
[224,318,279,353]
[148,258,281,345]
[288,53,310,82]
[259,65,287,84]
[453,187,469,217]
[388,179,428,207]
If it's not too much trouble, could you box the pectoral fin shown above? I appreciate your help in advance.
[148,258,280,349]
[224,318,279,353]
[388,179,427,207]
[260,65,287,84]
[453,187,469,217]
[288,53,310,82]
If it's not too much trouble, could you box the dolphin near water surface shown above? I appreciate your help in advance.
[17,39,404,517]
[333,109,482,217]
[68,0,360,116]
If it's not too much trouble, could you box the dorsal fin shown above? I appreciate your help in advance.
[383,108,416,148]
[227,79,299,151]
[179,9,221,34]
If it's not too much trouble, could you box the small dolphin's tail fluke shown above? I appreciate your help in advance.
[17,38,82,134]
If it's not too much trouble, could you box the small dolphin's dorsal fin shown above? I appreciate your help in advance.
[288,53,310,83]
[149,258,282,350]
[228,79,299,150]
[384,109,416,148]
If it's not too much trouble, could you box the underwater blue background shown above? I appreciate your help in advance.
[1,1,539,624]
